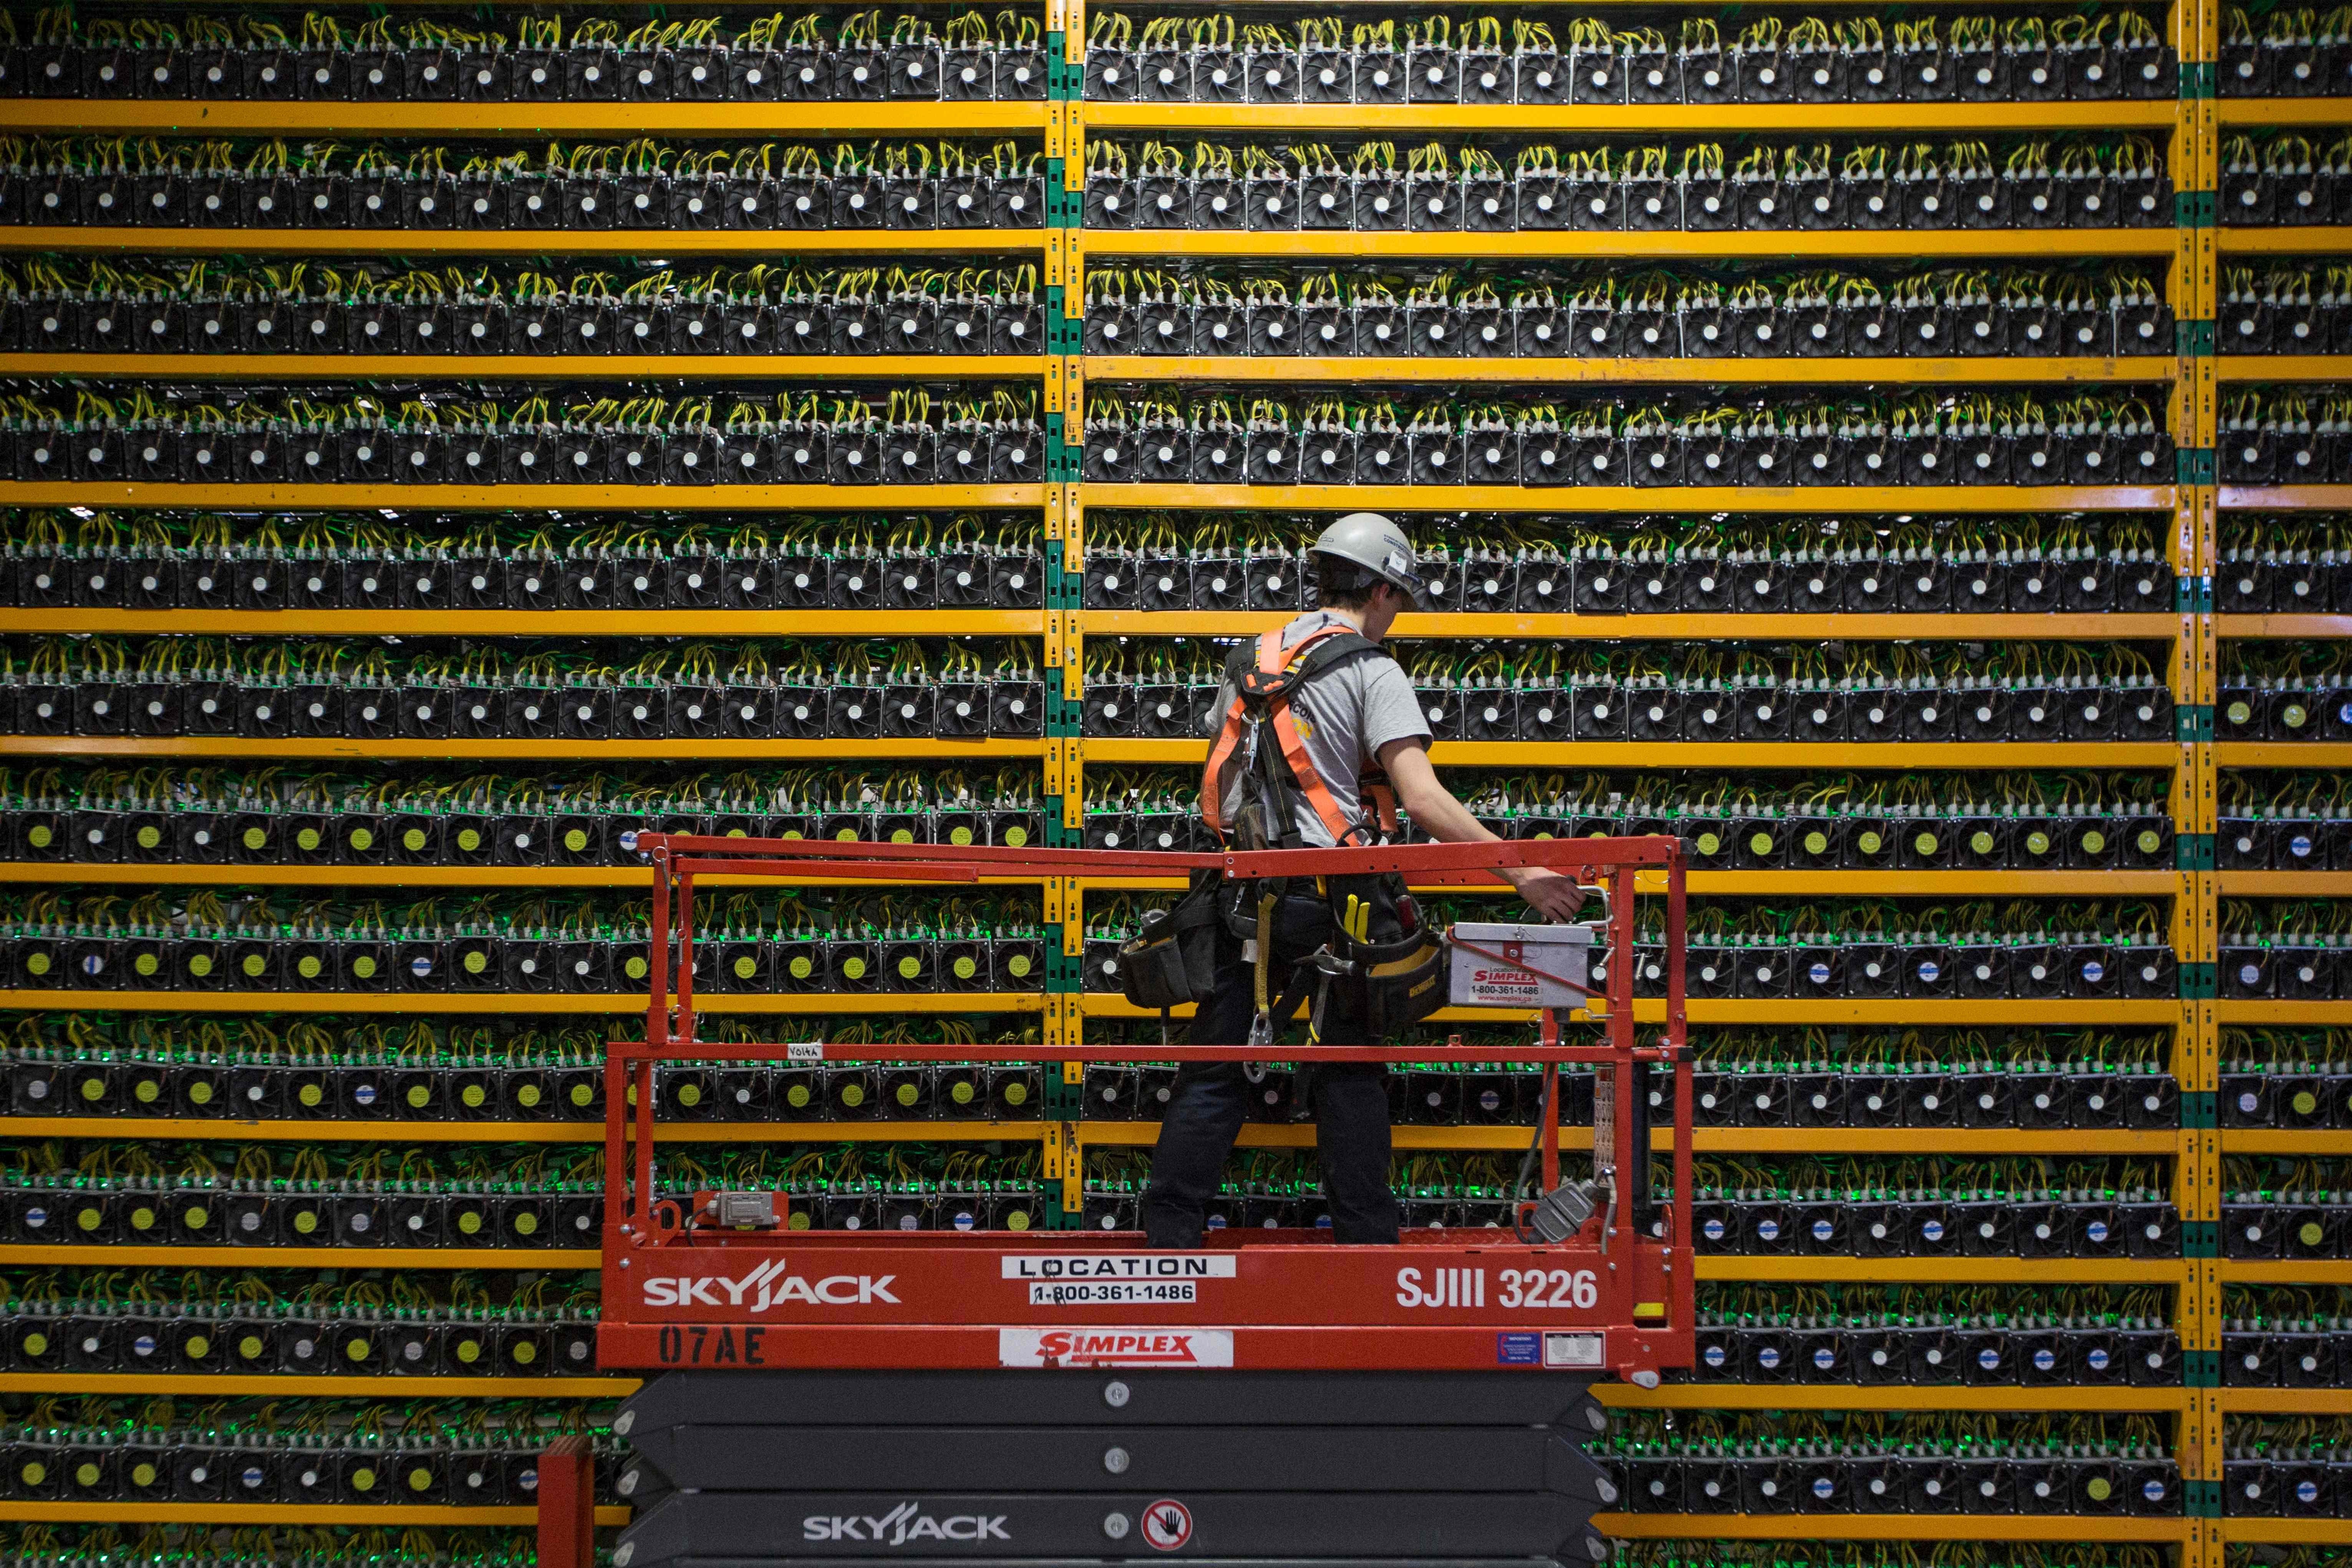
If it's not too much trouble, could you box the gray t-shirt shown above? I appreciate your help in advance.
[1207,610,1432,847]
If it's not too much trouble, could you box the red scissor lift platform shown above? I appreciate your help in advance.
[597,834,1696,1383]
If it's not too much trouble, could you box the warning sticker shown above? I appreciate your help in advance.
[1545,1332,1605,1368]
[1140,1500,1193,1552]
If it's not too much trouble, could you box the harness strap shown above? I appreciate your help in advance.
[1198,648,1255,839]
[1202,625,1376,848]
[1264,630,1372,849]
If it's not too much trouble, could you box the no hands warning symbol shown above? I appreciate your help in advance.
[1140,1499,1193,1551]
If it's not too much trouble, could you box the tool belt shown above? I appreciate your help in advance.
[1116,867,1226,1010]
[1117,867,1447,1043]
[1302,872,1449,1041]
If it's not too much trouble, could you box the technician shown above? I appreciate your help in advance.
[1142,512,1587,1248]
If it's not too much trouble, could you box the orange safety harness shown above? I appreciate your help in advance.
[1182,620,1444,1051]
[1201,623,1400,852]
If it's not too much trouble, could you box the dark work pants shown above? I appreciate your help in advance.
[1142,888,1401,1246]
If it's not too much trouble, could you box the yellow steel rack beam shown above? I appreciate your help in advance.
[2222,486,2352,509]
[2220,1260,2352,1283]
[0,991,1041,1014]
[1603,1385,2190,1412]
[2,738,2188,766]
[2222,1522,2352,1545]
[0,1245,598,1268]
[2216,872,2352,896]
[2214,744,2352,767]
[2216,226,2352,254]
[1087,355,2174,385]
[0,355,1043,383]
[1084,611,2180,639]
[0,102,1047,134]
[0,738,1046,761]
[0,227,1036,256]
[2216,614,2352,638]
[2221,1130,2352,1154]
[0,1118,1052,1144]
[1085,739,2183,766]
[1084,483,2178,512]
[1085,996,2186,1024]
[1699,1258,2185,1282]
[0,483,1043,509]
[0,610,1043,637]
[0,1504,631,1526]
[0,230,2196,264]
[0,351,2205,387]
[2218,357,2352,383]
[0,1374,635,1397]
[1085,103,2179,133]
[2216,1000,2352,1024]
[0,482,2176,514]
[1598,1517,2188,1542]
[0,610,2175,641]
[1086,230,2182,259]
[2221,1390,2352,1415]
[2216,100,2352,124]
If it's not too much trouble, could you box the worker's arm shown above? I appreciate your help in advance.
[1378,738,1586,922]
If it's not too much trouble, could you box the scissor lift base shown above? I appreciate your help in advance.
[612,1371,1616,1568]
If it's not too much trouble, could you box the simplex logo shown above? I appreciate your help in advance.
[999,1328,1236,1367]
[640,1257,900,1311]
[801,1503,1009,1545]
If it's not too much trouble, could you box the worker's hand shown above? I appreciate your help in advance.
[1501,865,1586,922]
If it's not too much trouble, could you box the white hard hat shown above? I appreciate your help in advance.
[1308,512,1431,610]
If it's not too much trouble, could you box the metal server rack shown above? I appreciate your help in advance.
[0,63,1062,1550]
[1039,4,2350,1561]
[0,0,2344,1557]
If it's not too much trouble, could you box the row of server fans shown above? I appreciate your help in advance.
[0,258,2203,360]
[19,131,2352,233]
[0,381,2272,487]
[0,1128,2344,1265]
[19,633,2347,743]
[0,508,2204,613]
[5,885,2319,1002]
[0,6,2205,104]
[0,762,2238,869]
